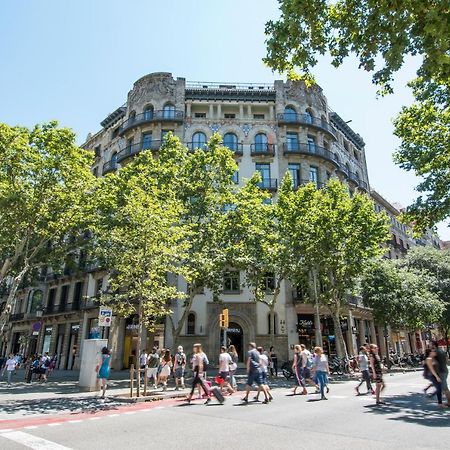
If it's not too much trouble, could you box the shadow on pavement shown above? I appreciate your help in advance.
[363,391,450,427]
[1,396,122,416]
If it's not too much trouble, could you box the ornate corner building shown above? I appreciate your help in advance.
[1,73,438,368]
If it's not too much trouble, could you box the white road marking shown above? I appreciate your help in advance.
[124,411,136,415]
[330,395,348,399]
[1,430,73,449]
[154,406,164,410]
[88,417,101,420]
[107,414,119,417]
[24,426,38,430]
[48,423,62,427]
[67,420,82,424]
[0,429,13,433]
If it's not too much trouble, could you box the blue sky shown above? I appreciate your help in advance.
[1,0,447,238]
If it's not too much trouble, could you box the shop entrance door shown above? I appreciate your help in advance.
[227,322,244,362]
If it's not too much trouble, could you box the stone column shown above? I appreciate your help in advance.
[239,104,244,119]
[217,104,222,119]
[209,104,214,119]
[269,105,275,120]
[246,104,252,118]
[359,319,366,347]
[346,311,356,356]
[59,322,71,370]
[186,101,191,118]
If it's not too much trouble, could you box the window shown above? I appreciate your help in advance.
[309,166,319,186]
[192,132,207,149]
[163,103,175,119]
[73,282,84,309]
[304,109,313,124]
[284,106,296,121]
[47,288,56,310]
[29,290,43,314]
[256,163,270,185]
[224,133,238,151]
[195,112,206,118]
[224,113,235,119]
[223,271,240,293]
[232,170,239,184]
[143,106,153,120]
[59,285,69,310]
[111,152,117,166]
[326,171,331,180]
[254,133,268,152]
[187,313,196,335]
[307,135,316,153]
[95,278,103,299]
[94,145,101,158]
[253,114,265,119]
[286,132,299,151]
[142,132,152,149]
[288,163,301,188]
[263,272,275,292]
[268,313,278,335]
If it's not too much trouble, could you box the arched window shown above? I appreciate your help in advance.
[268,312,278,335]
[304,109,313,124]
[223,133,238,151]
[29,290,43,314]
[187,313,196,335]
[163,103,175,119]
[284,106,296,121]
[143,105,154,120]
[254,133,268,152]
[111,152,117,166]
[192,132,207,149]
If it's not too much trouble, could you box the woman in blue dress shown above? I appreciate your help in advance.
[97,347,111,399]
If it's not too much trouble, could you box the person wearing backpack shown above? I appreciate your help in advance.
[300,344,313,383]
[147,346,160,389]
[174,346,186,390]
[241,342,270,404]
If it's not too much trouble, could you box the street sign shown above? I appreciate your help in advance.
[98,308,112,327]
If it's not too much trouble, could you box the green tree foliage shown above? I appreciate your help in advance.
[361,258,444,332]
[0,122,96,332]
[265,1,450,230]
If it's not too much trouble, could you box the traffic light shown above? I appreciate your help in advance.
[219,314,226,328]
[223,308,229,328]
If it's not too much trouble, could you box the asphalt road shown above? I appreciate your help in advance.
[0,371,448,450]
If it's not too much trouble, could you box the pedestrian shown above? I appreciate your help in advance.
[186,343,211,404]
[174,345,186,390]
[300,344,313,385]
[96,347,111,399]
[241,342,269,404]
[369,344,385,405]
[432,341,450,407]
[158,349,172,391]
[38,353,50,383]
[292,345,307,395]
[228,345,238,390]
[139,349,148,384]
[269,346,278,378]
[355,346,374,395]
[147,346,160,389]
[218,346,235,395]
[47,353,57,377]
[425,347,443,407]
[255,346,273,401]
[312,346,330,400]
[1,353,17,386]
[422,349,435,396]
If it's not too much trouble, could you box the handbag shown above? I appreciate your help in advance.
[230,362,237,371]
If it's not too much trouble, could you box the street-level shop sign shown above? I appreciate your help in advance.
[98,308,112,327]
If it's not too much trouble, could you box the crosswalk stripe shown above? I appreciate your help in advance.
[1,430,73,449]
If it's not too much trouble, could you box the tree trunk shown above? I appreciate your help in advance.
[331,305,348,358]
[269,304,276,349]
[169,288,196,349]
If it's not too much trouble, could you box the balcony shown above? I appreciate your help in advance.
[283,142,339,167]
[45,303,80,315]
[257,178,278,191]
[293,179,325,190]
[348,171,360,185]
[116,140,163,164]
[102,160,117,175]
[277,113,337,138]
[250,143,276,156]
[186,141,208,152]
[119,110,184,135]
[223,143,244,156]
[10,313,24,321]
[358,179,369,192]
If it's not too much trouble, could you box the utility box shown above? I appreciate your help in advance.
[79,339,108,392]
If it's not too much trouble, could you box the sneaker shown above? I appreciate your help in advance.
[241,397,248,403]
[262,399,269,404]
[321,396,328,400]
[204,398,211,405]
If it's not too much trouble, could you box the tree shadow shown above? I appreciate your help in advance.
[363,392,450,427]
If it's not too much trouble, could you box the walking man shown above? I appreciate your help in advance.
[432,341,450,407]
[174,345,186,390]
[242,343,270,404]
[2,354,17,386]
[369,344,385,405]
[355,346,374,395]
[147,346,159,389]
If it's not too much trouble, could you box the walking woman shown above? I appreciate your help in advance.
[292,345,307,395]
[96,347,111,399]
[228,345,238,390]
[369,344,385,405]
[186,343,211,404]
[158,349,172,391]
[425,347,443,407]
[312,346,330,400]
[269,346,278,378]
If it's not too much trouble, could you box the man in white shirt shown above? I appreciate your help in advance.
[218,346,234,394]
[2,354,17,386]
[254,346,273,402]
[300,344,312,382]
[139,349,148,384]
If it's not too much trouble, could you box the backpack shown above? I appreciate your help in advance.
[176,352,186,366]
[306,355,314,370]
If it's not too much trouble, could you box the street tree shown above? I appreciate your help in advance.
[0,122,96,333]
[311,180,390,357]
[361,258,444,353]
[264,1,450,230]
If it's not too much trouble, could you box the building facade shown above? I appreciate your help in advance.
[2,72,421,368]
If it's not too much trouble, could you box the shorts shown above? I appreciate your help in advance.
[147,367,158,380]
[246,371,262,387]
[302,367,311,380]
[374,373,383,384]
[175,367,185,379]
[440,371,449,391]
[261,371,268,385]
[361,369,371,382]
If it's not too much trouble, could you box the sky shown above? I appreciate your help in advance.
[1,0,448,238]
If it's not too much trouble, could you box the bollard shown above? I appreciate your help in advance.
[143,364,148,396]
[130,364,134,398]
[136,366,140,398]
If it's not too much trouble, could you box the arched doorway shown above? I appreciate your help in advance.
[227,322,244,362]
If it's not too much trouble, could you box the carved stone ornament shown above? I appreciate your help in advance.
[129,73,175,106]
[241,123,253,136]
[209,123,221,133]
